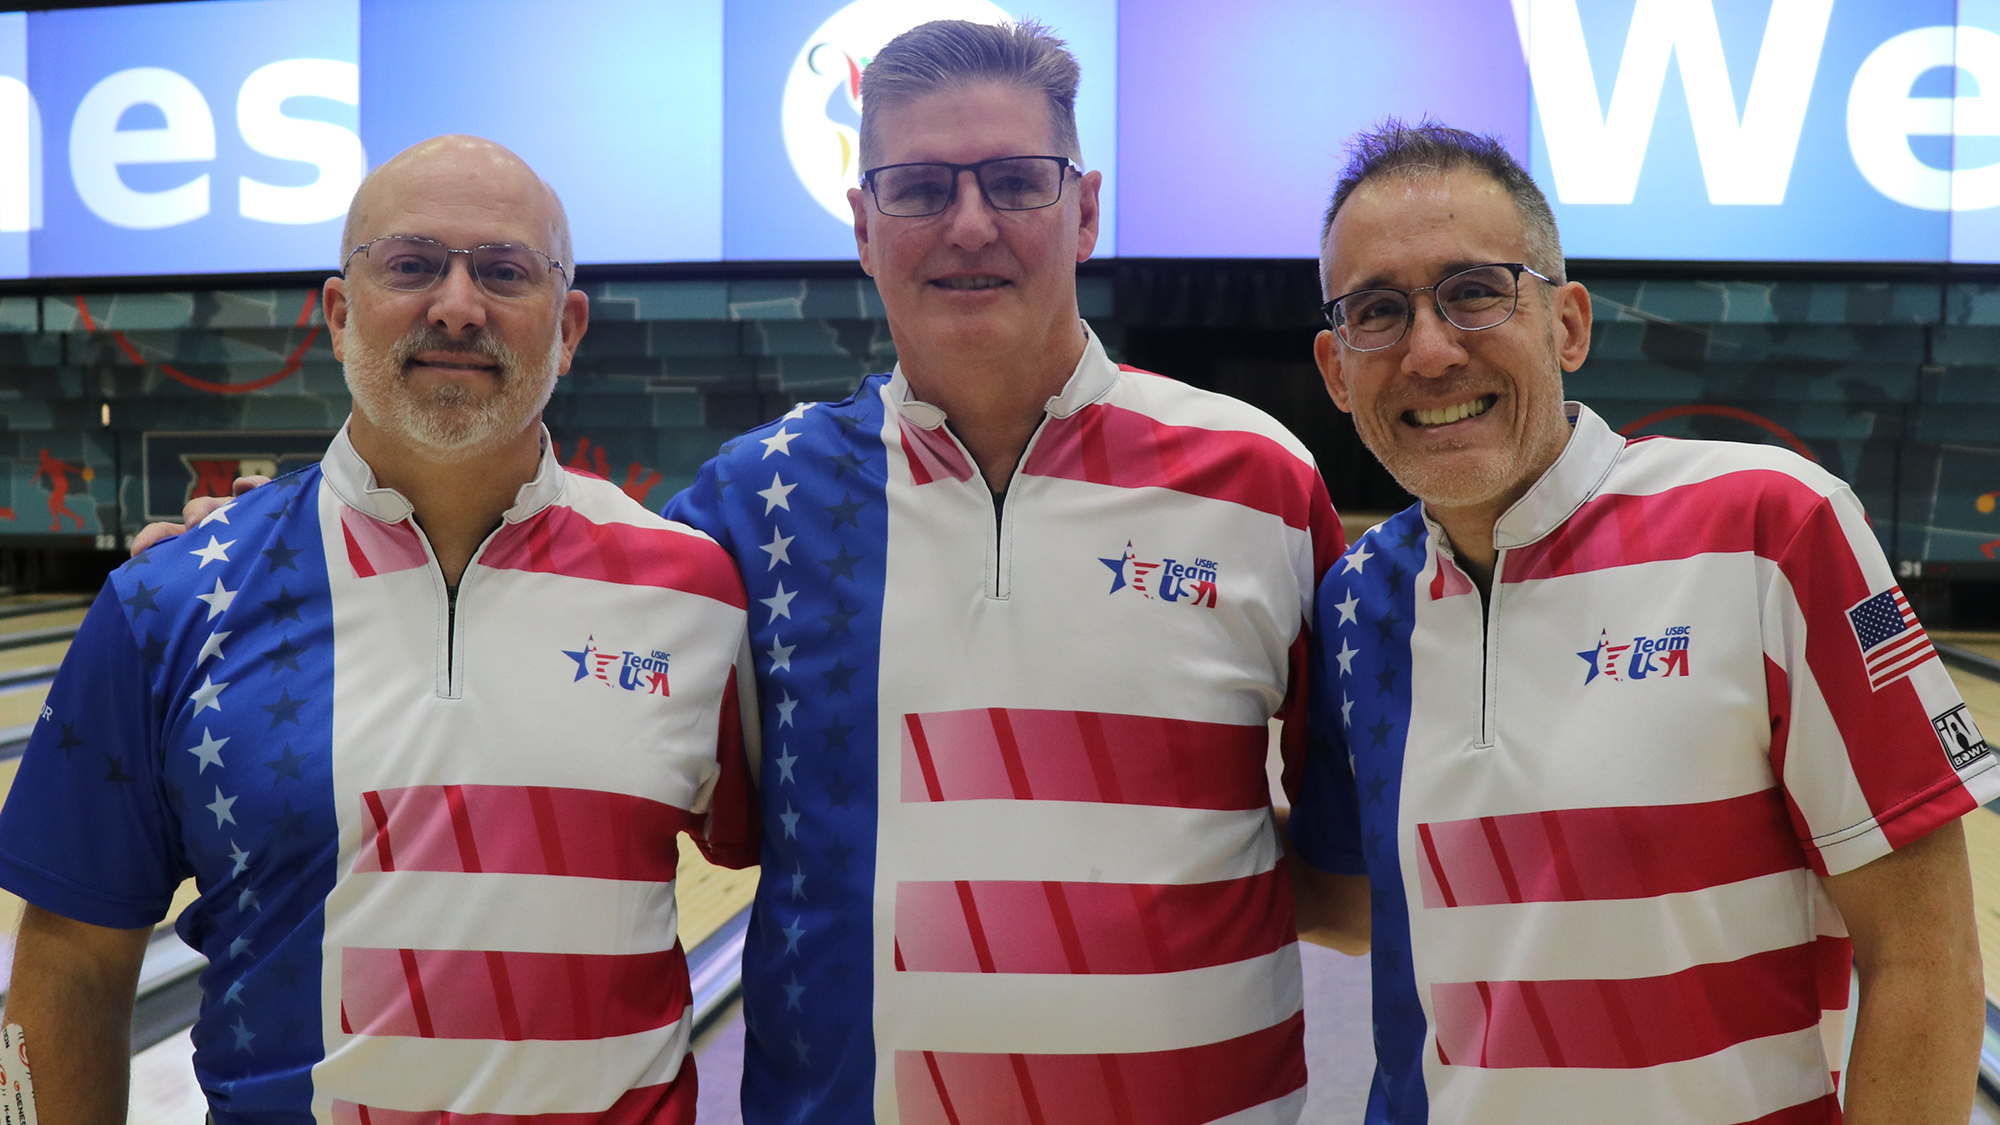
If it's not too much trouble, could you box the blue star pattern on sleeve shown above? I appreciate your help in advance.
[665,383,893,1125]
[0,465,339,1119]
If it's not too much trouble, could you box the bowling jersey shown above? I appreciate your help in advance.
[0,425,757,1125]
[666,327,1343,1125]
[1289,403,1997,1125]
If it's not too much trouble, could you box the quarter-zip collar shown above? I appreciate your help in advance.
[884,321,1119,430]
[320,418,568,526]
[1489,402,1625,551]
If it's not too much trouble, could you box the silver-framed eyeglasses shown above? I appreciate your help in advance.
[861,155,1080,218]
[1323,262,1559,352]
[342,235,569,298]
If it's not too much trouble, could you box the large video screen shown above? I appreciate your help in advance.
[5,0,2000,275]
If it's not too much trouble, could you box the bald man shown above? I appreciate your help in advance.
[0,136,757,1125]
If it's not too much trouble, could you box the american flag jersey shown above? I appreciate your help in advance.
[666,329,1343,1124]
[0,427,757,1125]
[1289,403,1996,1125]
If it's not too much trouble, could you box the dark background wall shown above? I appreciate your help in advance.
[3,260,1997,625]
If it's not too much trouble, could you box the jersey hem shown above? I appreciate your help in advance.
[0,845,171,930]
[1814,752,2000,876]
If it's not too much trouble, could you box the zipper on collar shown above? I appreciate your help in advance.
[1477,548,1506,750]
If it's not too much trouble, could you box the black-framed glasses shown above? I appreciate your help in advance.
[861,155,1080,217]
[342,235,569,299]
[1322,263,1559,352]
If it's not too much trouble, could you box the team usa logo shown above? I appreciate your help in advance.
[562,636,672,696]
[1098,541,1220,608]
[1579,626,1692,684]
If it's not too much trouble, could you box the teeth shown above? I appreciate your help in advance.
[1411,397,1493,427]
[936,276,1006,290]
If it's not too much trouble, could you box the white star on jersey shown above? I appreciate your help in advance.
[198,502,235,528]
[206,786,238,828]
[196,629,231,666]
[760,528,794,569]
[781,402,815,422]
[1341,545,1374,574]
[776,693,798,727]
[767,635,795,672]
[758,474,797,514]
[1334,639,1358,676]
[190,676,230,714]
[192,536,235,568]
[195,579,237,620]
[760,428,800,458]
[760,583,798,622]
[186,727,228,773]
[1334,589,1360,625]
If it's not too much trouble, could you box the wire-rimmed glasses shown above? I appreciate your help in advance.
[1322,262,1559,352]
[342,235,569,299]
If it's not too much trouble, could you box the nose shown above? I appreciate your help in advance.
[423,252,488,338]
[1399,291,1468,379]
[941,168,1000,250]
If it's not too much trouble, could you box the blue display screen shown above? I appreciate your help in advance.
[12,0,2000,276]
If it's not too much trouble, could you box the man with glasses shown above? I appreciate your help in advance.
[1,135,756,1125]
[1287,121,1991,1124]
[663,19,1348,1125]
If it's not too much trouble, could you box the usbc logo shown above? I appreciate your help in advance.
[1098,541,1219,608]
[1579,626,1692,685]
[562,636,671,697]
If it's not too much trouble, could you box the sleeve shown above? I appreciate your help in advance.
[0,583,188,928]
[1764,483,1997,877]
[692,629,762,870]
[661,456,735,556]
[1285,572,1366,877]
[1273,467,1345,804]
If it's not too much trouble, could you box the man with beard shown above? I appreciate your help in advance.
[0,135,756,1125]
[1287,121,1992,1124]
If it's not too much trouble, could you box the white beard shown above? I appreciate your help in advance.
[343,324,563,462]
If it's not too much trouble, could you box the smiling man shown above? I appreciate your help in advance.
[1287,122,1994,1124]
[0,136,755,1125]
[663,19,1348,1125]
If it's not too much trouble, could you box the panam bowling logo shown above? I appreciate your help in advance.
[562,636,671,697]
[780,0,1013,224]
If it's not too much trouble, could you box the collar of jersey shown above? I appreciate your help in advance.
[1487,401,1624,551]
[885,319,1117,430]
[321,418,568,527]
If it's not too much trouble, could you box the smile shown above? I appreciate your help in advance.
[931,276,1009,290]
[1406,395,1496,428]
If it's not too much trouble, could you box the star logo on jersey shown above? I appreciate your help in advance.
[1579,626,1691,684]
[562,636,672,696]
[1096,541,1218,607]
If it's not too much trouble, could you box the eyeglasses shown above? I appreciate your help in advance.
[861,155,1080,218]
[1322,263,1559,352]
[342,235,568,298]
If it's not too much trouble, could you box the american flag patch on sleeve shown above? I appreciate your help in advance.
[1846,586,1935,691]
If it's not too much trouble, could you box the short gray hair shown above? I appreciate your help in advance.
[1320,120,1563,291]
[858,19,1082,171]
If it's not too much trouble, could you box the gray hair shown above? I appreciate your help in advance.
[858,19,1082,171]
[1320,120,1563,292]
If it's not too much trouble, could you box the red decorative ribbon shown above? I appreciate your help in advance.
[72,288,322,395]
[1617,402,1818,463]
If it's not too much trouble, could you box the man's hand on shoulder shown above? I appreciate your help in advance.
[128,475,272,556]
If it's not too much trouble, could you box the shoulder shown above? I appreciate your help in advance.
[705,376,892,476]
[1101,365,1317,468]
[1604,435,1852,531]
